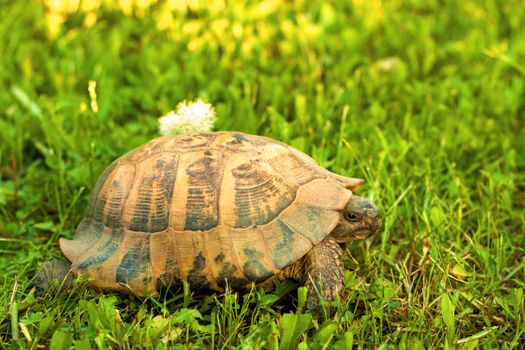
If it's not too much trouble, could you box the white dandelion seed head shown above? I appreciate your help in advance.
[158,98,216,136]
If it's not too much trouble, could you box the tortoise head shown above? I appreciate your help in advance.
[330,195,381,243]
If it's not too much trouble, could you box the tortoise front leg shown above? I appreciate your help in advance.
[28,260,73,297]
[301,237,344,310]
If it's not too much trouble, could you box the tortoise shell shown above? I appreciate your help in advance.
[59,132,363,296]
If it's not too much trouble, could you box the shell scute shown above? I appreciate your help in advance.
[260,143,323,185]
[184,150,226,231]
[63,226,125,292]
[170,230,215,290]
[230,226,277,283]
[279,204,341,244]
[258,218,312,270]
[76,229,121,270]
[296,178,353,210]
[116,238,150,287]
[89,162,135,229]
[229,158,297,228]
[150,232,180,291]
[123,153,178,233]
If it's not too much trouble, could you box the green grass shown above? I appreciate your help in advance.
[1,0,524,348]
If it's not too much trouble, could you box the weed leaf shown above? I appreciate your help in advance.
[441,293,456,341]
[280,313,312,350]
[49,331,72,350]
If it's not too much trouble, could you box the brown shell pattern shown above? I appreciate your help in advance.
[59,132,358,296]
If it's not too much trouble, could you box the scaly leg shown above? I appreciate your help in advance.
[278,237,345,311]
[301,237,344,310]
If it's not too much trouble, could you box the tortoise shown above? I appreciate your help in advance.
[30,132,381,309]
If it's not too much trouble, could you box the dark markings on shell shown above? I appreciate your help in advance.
[227,133,247,146]
[156,272,184,297]
[165,248,179,275]
[77,229,122,269]
[242,247,272,283]
[217,263,249,289]
[129,175,157,232]
[176,133,215,151]
[232,162,295,228]
[165,250,181,286]
[150,157,178,232]
[184,153,224,231]
[92,161,136,230]
[116,238,150,285]
[215,253,225,263]
[298,205,327,242]
[217,133,254,153]
[129,155,178,233]
[155,250,182,296]
[85,161,119,220]
[273,219,297,269]
[187,252,212,293]
[93,184,110,225]
[233,133,247,141]
[104,180,125,228]
[124,138,166,163]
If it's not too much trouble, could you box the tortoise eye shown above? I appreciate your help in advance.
[344,212,359,222]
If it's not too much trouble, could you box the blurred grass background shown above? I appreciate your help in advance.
[0,0,524,348]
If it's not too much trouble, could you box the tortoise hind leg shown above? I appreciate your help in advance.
[28,260,74,297]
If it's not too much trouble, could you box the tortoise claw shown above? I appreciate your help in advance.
[305,277,344,314]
